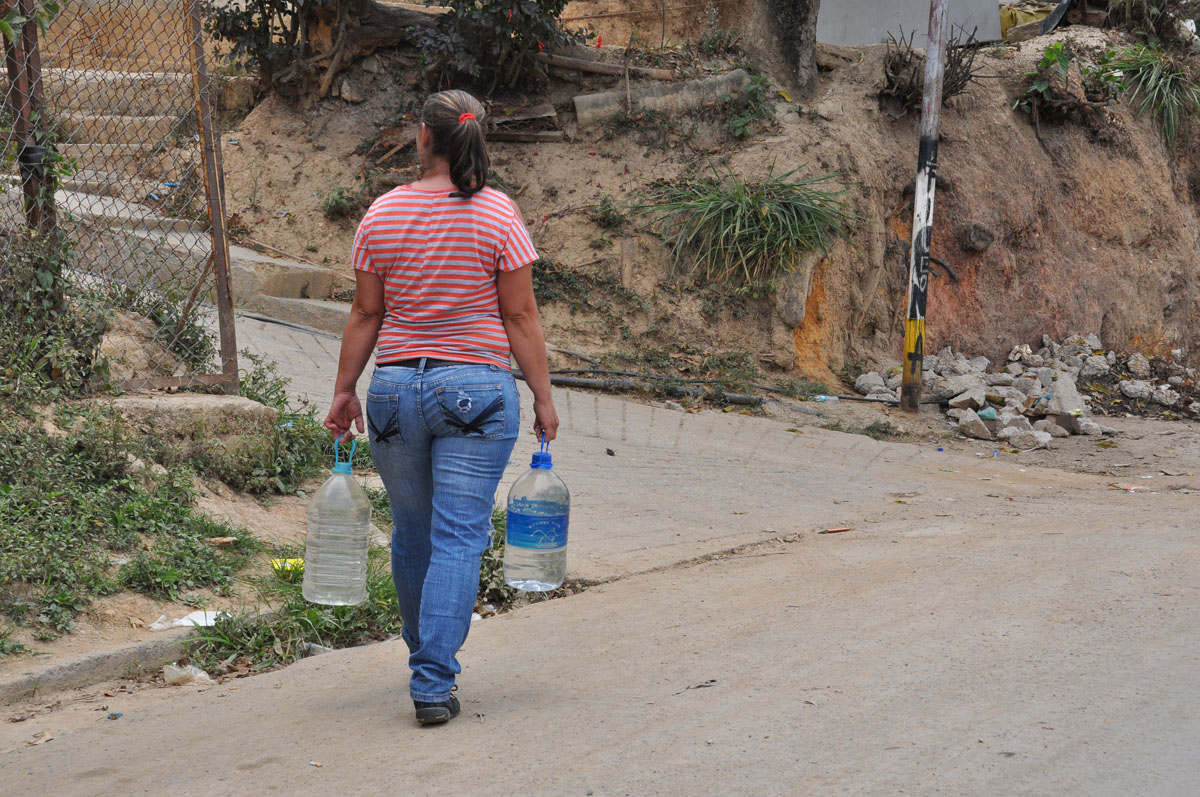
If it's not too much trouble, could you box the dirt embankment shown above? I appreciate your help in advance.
[221,25,1200,384]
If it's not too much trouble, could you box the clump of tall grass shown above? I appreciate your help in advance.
[1111,44,1200,148]
[635,166,858,287]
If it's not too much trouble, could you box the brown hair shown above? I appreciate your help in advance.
[421,90,489,199]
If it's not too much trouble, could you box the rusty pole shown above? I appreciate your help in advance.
[186,0,239,395]
[18,0,54,235]
[900,0,947,413]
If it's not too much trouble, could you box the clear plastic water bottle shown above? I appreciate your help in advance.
[504,438,570,592]
[812,395,840,402]
[303,437,371,605]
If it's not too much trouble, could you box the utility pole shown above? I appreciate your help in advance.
[900,0,947,412]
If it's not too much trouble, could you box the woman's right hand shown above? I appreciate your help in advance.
[533,396,559,442]
[324,391,364,441]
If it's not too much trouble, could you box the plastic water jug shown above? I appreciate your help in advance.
[302,437,371,605]
[504,438,570,591]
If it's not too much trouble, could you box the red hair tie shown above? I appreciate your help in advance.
[458,112,476,124]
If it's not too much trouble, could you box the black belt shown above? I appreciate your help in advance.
[378,358,469,369]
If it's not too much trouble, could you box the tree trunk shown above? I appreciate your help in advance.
[765,0,820,97]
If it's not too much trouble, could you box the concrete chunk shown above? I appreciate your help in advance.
[956,408,993,440]
[948,388,986,411]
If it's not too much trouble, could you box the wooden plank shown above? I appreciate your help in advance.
[493,103,558,126]
[534,52,673,80]
[486,130,565,143]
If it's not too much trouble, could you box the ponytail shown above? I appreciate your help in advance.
[421,90,489,198]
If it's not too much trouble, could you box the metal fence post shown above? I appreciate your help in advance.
[186,0,239,395]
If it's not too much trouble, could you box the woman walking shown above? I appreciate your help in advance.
[323,90,558,726]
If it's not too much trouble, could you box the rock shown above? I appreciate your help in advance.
[1012,377,1038,395]
[1008,344,1032,362]
[1005,362,1024,376]
[960,221,996,252]
[922,371,939,390]
[985,372,1015,387]
[999,428,1052,450]
[997,410,1033,432]
[968,356,990,373]
[340,78,365,103]
[1084,333,1103,350]
[866,391,898,403]
[854,371,887,395]
[1168,376,1185,387]
[1190,402,1200,414]
[361,55,382,73]
[1076,417,1103,436]
[886,371,902,390]
[1046,374,1088,416]
[956,408,993,440]
[1079,355,1110,379]
[948,388,986,410]
[1150,387,1180,406]
[997,388,1028,407]
[1106,351,1117,365]
[946,408,966,421]
[1027,354,1045,367]
[1034,419,1071,438]
[109,395,279,475]
[932,374,987,401]
[773,252,819,327]
[1119,380,1154,401]
[1061,354,1083,369]
[1127,353,1151,379]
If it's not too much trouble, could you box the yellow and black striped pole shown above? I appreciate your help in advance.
[901,0,948,413]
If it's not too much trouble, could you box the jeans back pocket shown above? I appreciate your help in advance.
[366,392,401,446]
[434,384,508,439]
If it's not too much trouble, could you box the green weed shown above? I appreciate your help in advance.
[0,626,27,657]
[636,166,858,287]
[322,185,365,221]
[588,195,628,230]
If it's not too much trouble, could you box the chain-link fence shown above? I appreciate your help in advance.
[2,0,237,392]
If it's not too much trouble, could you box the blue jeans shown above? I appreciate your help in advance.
[366,361,520,702]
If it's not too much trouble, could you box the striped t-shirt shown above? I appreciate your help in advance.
[353,185,539,369]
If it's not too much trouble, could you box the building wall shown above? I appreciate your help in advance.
[817,0,1002,47]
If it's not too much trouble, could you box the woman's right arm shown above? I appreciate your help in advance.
[497,265,559,441]
[324,270,386,441]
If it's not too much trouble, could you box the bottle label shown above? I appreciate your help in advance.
[506,510,569,550]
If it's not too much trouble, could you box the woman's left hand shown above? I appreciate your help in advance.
[324,391,364,441]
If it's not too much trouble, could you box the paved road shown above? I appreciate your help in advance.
[3,315,1195,794]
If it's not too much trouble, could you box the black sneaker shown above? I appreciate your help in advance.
[414,695,461,725]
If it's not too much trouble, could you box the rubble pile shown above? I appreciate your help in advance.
[853,334,1199,450]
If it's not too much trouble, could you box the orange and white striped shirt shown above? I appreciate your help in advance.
[353,185,539,369]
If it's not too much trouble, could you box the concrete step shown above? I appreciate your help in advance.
[44,69,194,116]
[53,189,204,233]
[56,143,191,183]
[59,112,180,149]
[241,296,351,335]
[229,246,335,301]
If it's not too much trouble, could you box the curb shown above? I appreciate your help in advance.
[0,628,195,706]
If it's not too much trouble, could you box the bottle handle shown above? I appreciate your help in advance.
[334,432,357,468]
[539,433,549,454]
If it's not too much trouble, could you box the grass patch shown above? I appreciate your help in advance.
[821,419,903,440]
[185,544,402,675]
[531,258,646,336]
[1111,44,1200,148]
[0,405,256,637]
[635,166,858,287]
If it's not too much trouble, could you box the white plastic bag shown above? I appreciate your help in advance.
[163,662,213,686]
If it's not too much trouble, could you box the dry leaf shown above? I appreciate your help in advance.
[27,730,53,746]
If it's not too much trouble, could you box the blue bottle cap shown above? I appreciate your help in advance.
[333,461,353,474]
[531,435,552,468]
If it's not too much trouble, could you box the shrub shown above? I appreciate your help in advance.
[414,0,585,91]
[635,166,858,287]
[322,185,365,221]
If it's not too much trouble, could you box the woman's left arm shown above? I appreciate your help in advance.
[324,270,386,440]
